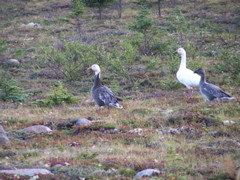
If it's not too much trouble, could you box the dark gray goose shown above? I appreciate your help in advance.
[194,68,234,102]
[88,64,123,111]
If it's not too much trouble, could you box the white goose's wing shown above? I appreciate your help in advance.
[177,68,201,88]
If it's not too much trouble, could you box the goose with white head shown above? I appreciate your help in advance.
[194,68,234,103]
[174,48,201,98]
[88,64,123,112]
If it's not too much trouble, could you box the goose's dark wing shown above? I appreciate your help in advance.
[98,86,119,106]
[201,83,232,101]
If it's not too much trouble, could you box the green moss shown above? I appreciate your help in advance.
[119,168,136,177]
[22,151,40,158]
[0,150,16,158]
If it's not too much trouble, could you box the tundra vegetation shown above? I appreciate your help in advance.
[0,0,239,179]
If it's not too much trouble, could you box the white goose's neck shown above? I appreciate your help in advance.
[179,53,186,69]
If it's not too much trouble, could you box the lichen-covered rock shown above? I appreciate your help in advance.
[75,118,91,126]
[135,169,163,178]
[222,120,235,125]
[0,169,53,176]
[5,59,20,64]
[22,125,52,133]
[158,126,198,135]
[0,125,10,145]
[20,22,42,28]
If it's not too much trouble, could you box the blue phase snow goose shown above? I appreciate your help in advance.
[88,64,123,111]
[174,48,201,98]
[194,68,234,102]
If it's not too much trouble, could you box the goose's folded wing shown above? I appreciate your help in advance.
[202,83,224,99]
[98,86,118,105]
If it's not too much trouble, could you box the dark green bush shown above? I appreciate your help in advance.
[33,81,78,107]
[213,48,240,84]
[37,42,103,81]
[119,168,136,177]
[0,72,30,102]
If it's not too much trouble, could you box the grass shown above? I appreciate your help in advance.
[0,0,240,179]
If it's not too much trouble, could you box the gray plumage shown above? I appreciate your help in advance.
[88,64,123,109]
[194,68,234,102]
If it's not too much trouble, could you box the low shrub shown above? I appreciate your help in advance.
[0,72,30,102]
[32,81,78,107]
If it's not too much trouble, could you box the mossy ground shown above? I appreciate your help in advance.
[0,0,239,179]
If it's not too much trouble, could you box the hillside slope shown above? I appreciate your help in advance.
[0,0,239,179]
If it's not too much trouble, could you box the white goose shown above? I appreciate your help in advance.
[174,48,201,98]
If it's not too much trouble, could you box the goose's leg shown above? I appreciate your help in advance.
[188,89,193,99]
[107,107,111,114]
[97,106,102,115]
[218,99,223,105]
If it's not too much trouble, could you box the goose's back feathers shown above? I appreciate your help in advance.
[91,86,123,108]
[200,83,233,102]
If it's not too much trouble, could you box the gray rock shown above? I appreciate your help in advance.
[0,125,11,145]
[22,125,52,133]
[103,128,119,134]
[0,135,11,145]
[20,22,42,28]
[6,59,20,64]
[0,125,7,135]
[158,126,197,135]
[210,131,219,137]
[129,128,143,135]
[135,169,163,178]
[160,128,181,135]
[75,118,91,126]
[0,169,53,176]
[222,120,235,125]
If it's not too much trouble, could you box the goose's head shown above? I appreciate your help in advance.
[174,48,186,55]
[88,64,101,75]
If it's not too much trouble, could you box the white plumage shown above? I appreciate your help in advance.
[174,48,201,98]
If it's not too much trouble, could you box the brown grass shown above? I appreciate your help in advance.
[0,0,239,179]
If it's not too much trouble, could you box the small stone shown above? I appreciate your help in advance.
[210,131,219,137]
[22,125,52,133]
[75,118,91,126]
[222,120,235,125]
[20,22,42,28]
[135,169,163,178]
[30,175,39,180]
[0,169,53,176]
[112,128,119,134]
[159,129,181,135]
[129,128,143,135]
[6,59,20,64]
[52,164,62,168]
